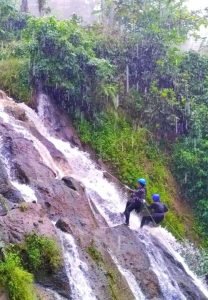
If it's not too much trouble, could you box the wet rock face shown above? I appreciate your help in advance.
[152,236,207,300]
[4,106,28,122]
[0,203,56,243]
[36,94,82,147]
[37,266,71,299]
[36,285,67,300]
[56,218,73,234]
[0,158,23,204]
[90,226,162,300]
[0,203,71,298]
[0,93,207,300]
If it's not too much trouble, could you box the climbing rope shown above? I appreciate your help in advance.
[103,170,205,251]
[103,171,136,192]
[143,204,158,226]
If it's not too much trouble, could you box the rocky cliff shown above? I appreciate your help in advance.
[0,91,207,299]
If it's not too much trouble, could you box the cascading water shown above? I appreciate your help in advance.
[138,229,187,300]
[36,94,208,299]
[0,137,37,203]
[0,93,208,299]
[59,231,96,300]
[0,105,64,179]
[110,252,145,300]
[149,227,208,297]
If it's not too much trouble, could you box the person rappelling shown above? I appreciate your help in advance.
[123,178,147,226]
[140,194,168,228]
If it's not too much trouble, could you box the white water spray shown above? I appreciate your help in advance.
[1,94,208,299]
[59,231,96,300]
[110,252,145,300]
[0,137,37,203]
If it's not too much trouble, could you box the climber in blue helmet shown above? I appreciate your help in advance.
[123,178,147,226]
[140,194,168,228]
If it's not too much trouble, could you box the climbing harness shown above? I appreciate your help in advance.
[143,204,158,227]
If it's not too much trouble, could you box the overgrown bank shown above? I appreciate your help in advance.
[0,233,62,300]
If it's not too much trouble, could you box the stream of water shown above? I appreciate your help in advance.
[0,94,208,299]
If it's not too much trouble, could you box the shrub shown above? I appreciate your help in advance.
[0,58,31,102]
[0,253,36,300]
[23,233,62,274]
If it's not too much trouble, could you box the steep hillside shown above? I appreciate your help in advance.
[1,0,208,243]
[0,91,207,299]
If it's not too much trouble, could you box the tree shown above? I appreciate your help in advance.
[37,0,50,16]
[25,17,115,117]
[21,0,28,13]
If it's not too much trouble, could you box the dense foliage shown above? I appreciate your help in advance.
[25,17,115,116]
[9,233,62,274]
[1,0,208,243]
[0,0,27,41]
[0,253,36,300]
[173,52,208,241]
[0,233,62,299]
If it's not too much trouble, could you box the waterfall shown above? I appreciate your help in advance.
[110,252,145,300]
[59,231,96,300]
[38,94,141,230]
[0,109,64,179]
[139,229,187,300]
[36,94,208,299]
[150,227,208,297]
[0,137,37,203]
[1,93,208,299]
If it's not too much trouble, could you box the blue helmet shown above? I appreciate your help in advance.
[152,194,160,202]
[137,178,146,186]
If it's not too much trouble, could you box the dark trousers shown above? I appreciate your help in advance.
[140,213,164,228]
[124,201,142,225]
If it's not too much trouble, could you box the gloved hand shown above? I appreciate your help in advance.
[143,199,146,204]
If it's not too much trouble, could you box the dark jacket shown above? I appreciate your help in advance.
[148,202,168,214]
[130,186,146,203]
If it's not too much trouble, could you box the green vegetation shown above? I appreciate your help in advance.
[0,253,36,300]
[0,194,9,213]
[106,269,120,300]
[87,243,104,265]
[0,0,208,243]
[19,202,28,212]
[0,233,62,299]
[77,113,185,236]
[172,52,208,243]
[9,233,62,274]
[23,233,62,273]
[24,17,115,116]
[0,58,31,102]
[0,0,28,42]
[86,242,127,300]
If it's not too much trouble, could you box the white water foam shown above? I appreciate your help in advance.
[149,226,208,298]
[1,95,208,299]
[35,94,208,299]
[59,231,96,300]
[110,252,145,300]
[0,137,37,203]
[0,108,64,179]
